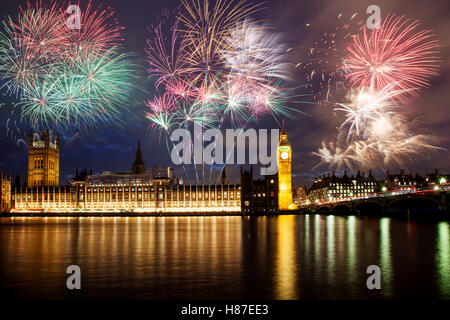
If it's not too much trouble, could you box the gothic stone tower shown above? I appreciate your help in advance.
[277,120,294,210]
[0,170,12,212]
[27,130,60,187]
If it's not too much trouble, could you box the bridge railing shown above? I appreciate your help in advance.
[309,183,449,206]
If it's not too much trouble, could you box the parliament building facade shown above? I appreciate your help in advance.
[3,125,297,214]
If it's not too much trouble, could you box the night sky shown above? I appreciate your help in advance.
[0,0,449,187]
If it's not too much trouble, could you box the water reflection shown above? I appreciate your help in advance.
[327,215,335,285]
[437,222,450,299]
[379,218,393,296]
[347,216,356,286]
[275,215,298,299]
[0,215,448,299]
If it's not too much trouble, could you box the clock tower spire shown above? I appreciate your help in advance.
[277,120,295,210]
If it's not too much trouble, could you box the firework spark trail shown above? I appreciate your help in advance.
[146,19,189,89]
[144,0,311,183]
[65,1,125,61]
[0,21,45,96]
[222,18,291,83]
[11,1,67,60]
[298,13,363,101]
[145,0,302,131]
[176,0,264,84]
[333,83,414,141]
[345,14,441,98]
[311,12,443,171]
[0,1,136,132]
[314,85,443,170]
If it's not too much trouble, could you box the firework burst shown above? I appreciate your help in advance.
[0,1,136,131]
[311,12,442,171]
[222,18,291,82]
[344,14,441,98]
[314,85,442,170]
[145,0,304,134]
[11,2,67,60]
[144,0,309,183]
[176,0,263,83]
[65,1,125,61]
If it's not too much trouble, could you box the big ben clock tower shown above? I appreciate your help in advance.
[277,120,296,211]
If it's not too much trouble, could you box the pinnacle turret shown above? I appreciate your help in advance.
[132,139,146,174]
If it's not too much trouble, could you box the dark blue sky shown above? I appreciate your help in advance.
[0,0,449,187]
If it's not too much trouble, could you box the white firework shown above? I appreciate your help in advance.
[221,18,291,83]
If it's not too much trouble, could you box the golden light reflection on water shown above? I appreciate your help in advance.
[0,216,449,299]
[275,215,298,299]
[0,217,246,299]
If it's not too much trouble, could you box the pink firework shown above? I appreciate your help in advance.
[11,1,67,60]
[145,94,176,132]
[146,16,188,89]
[165,78,197,100]
[65,1,125,60]
[345,14,440,97]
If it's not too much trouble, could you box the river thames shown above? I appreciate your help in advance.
[0,215,449,300]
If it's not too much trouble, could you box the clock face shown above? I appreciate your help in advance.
[281,151,289,160]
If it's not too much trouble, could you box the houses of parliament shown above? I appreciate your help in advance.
[1,124,297,214]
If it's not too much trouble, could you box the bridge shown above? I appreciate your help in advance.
[307,185,449,216]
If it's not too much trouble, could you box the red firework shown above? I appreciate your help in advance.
[65,1,125,60]
[345,14,441,97]
[11,1,67,60]
[11,1,125,62]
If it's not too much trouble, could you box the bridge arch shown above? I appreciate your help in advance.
[354,201,383,214]
[387,197,440,213]
[317,205,332,212]
[333,203,352,213]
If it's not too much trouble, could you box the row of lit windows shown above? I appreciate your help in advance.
[17,192,240,201]
[331,184,376,189]
[80,189,238,196]
[330,182,376,186]
[81,186,238,192]
[329,188,375,193]
[81,192,240,201]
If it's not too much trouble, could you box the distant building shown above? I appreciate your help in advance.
[1,170,12,212]
[424,169,449,187]
[27,130,59,187]
[151,165,173,180]
[295,186,308,207]
[383,169,425,190]
[240,166,278,214]
[307,171,378,203]
[383,169,449,191]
